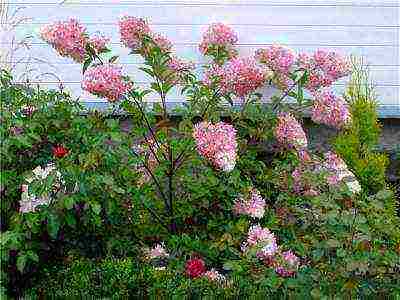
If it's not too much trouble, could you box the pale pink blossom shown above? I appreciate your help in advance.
[82,64,133,102]
[149,32,173,53]
[275,250,300,277]
[311,90,351,128]
[199,23,238,58]
[89,33,110,53]
[255,45,296,74]
[119,16,151,50]
[233,188,266,219]
[241,224,278,259]
[204,269,226,283]
[297,50,351,91]
[166,56,195,84]
[145,243,169,260]
[323,151,361,193]
[274,112,308,150]
[40,18,88,62]
[193,121,237,172]
[204,57,267,97]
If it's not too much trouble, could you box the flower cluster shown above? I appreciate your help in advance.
[82,64,133,102]
[204,269,226,283]
[149,32,173,53]
[199,23,238,58]
[297,50,351,91]
[233,188,266,219]
[255,45,296,74]
[40,18,88,62]
[119,16,151,50]
[144,243,169,260]
[193,121,237,172]
[53,145,69,158]
[274,250,301,277]
[204,57,267,98]
[119,15,172,55]
[323,151,361,194]
[165,56,195,84]
[19,164,62,213]
[88,33,110,53]
[185,258,229,286]
[40,19,109,62]
[242,225,300,277]
[311,90,351,129]
[241,224,278,260]
[185,257,207,278]
[274,112,308,150]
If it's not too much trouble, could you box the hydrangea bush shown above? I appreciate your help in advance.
[1,17,399,298]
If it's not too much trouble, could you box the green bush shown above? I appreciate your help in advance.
[1,20,399,299]
[333,58,389,194]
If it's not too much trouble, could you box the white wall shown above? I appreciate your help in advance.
[5,0,400,116]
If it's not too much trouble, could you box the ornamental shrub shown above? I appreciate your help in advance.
[333,57,389,195]
[1,17,399,298]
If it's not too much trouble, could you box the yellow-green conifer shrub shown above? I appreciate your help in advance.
[333,57,389,195]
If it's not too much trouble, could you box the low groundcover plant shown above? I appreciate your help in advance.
[0,16,399,298]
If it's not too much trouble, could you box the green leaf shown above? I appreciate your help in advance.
[108,55,119,63]
[91,202,101,215]
[16,255,27,273]
[65,212,76,228]
[83,58,92,74]
[47,214,60,239]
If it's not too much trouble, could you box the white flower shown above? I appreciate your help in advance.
[346,180,362,194]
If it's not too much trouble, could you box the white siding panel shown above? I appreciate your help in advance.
[6,0,400,115]
[14,4,400,26]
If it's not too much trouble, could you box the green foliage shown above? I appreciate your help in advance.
[1,43,399,299]
[333,58,389,194]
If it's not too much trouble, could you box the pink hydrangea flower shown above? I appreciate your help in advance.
[311,90,351,128]
[193,121,237,172]
[166,56,195,84]
[204,57,267,97]
[233,188,266,219]
[148,32,173,53]
[255,45,296,74]
[167,56,195,73]
[119,16,151,50]
[199,23,238,57]
[145,243,169,260]
[274,112,308,150]
[40,18,88,62]
[275,250,300,277]
[323,151,361,193]
[297,50,351,91]
[82,64,133,102]
[204,269,226,283]
[241,224,278,259]
[88,33,110,53]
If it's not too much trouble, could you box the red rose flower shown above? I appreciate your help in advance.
[53,145,69,158]
[185,257,206,278]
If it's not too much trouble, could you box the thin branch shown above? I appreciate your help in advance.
[131,149,169,210]
[128,91,168,161]
[139,196,170,232]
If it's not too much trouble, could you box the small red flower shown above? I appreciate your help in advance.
[53,145,69,158]
[185,257,206,278]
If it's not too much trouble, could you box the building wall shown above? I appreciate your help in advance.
[6,0,400,117]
